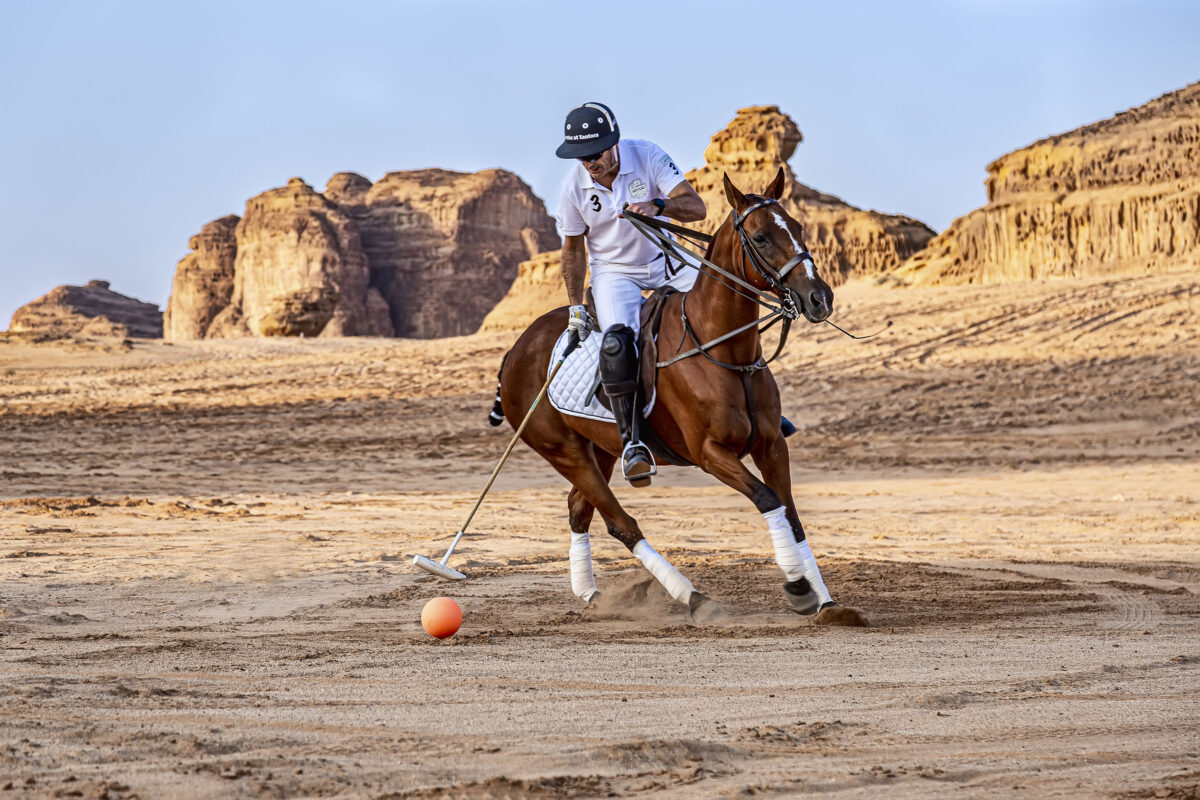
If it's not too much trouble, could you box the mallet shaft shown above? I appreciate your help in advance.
[453,333,579,541]
[440,530,465,564]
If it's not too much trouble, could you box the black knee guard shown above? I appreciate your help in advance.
[599,325,638,398]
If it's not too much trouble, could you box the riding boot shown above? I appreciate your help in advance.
[608,390,655,485]
[600,325,656,487]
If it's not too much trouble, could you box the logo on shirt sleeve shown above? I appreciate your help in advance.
[658,154,680,175]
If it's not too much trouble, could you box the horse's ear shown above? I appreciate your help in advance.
[723,173,746,211]
[764,167,786,200]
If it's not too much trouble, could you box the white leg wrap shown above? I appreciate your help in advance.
[569,531,598,603]
[632,539,694,605]
[764,506,832,605]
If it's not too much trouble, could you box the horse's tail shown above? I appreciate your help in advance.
[487,350,510,426]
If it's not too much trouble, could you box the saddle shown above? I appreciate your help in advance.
[586,288,694,468]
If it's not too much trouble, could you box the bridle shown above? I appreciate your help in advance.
[621,201,819,372]
[732,197,817,298]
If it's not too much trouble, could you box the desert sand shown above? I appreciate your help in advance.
[1,270,1198,799]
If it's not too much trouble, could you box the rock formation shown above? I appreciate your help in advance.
[483,106,935,332]
[228,177,379,338]
[478,251,579,333]
[896,82,1200,285]
[347,169,559,338]
[8,280,162,338]
[684,106,935,284]
[165,169,557,340]
[163,215,239,339]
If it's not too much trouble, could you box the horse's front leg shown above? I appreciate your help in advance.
[697,436,834,615]
[750,435,835,614]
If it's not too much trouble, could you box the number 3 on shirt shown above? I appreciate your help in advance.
[589,194,601,212]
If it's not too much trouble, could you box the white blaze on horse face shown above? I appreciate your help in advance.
[771,212,816,280]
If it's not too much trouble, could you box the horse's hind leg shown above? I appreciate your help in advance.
[698,437,835,614]
[542,436,701,611]
[566,449,615,603]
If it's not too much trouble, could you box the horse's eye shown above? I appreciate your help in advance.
[752,234,767,246]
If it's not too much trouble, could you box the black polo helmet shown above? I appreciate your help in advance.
[555,102,620,159]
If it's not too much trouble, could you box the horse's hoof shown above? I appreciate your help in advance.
[688,591,723,624]
[815,603,869,627]
[783,578,820,615]
[585,590,601,607]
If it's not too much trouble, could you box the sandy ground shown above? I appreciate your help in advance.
[1,269,1198,799]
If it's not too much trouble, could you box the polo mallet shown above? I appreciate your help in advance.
[412,331,582,580]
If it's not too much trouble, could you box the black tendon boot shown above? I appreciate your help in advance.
[599,325,656,487]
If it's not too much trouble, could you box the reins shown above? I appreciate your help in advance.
[621,205,800,372]
[622,206,792,315]
[623,200,825,461]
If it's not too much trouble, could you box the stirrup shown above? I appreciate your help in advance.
[621,441,657,487]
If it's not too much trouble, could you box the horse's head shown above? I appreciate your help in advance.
[722,169,833,323]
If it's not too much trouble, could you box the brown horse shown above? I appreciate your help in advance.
[493,168,861,623]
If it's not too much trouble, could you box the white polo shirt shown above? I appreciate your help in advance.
[556,139,686,267]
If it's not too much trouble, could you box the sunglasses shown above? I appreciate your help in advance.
[576,150,607,163]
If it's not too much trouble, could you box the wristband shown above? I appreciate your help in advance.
[652,198,667,216]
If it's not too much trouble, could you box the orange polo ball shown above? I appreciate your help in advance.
[421,597,462,639]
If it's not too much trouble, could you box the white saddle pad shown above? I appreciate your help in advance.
[546,330,655,422]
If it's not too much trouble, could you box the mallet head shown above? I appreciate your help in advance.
[412,554,467,581]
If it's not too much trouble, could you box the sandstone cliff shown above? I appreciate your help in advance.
[348,169,558,338]
[482,106,934,331]
[685,106,935,283]
[165,169,556,340]
[9,280,162,338]
[479,252,580,333]
[163,215,239,339]
[229,177,380,338]
[896,82,1200,285]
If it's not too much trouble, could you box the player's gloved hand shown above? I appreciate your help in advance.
[567,305,592,342]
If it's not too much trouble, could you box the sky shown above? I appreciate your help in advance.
[1,0,1198,329]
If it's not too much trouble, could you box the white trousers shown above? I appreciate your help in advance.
[590,253,697,336]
